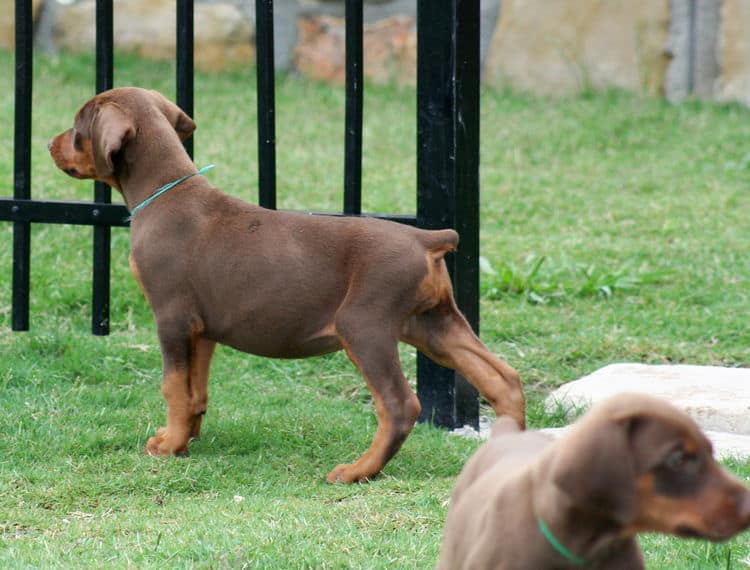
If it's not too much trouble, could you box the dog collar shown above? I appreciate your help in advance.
[536,512,587,566]
[125,164,215,222]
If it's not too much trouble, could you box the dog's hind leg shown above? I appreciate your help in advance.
[188,336,216,439]
[401,299,526,429]
[327,319,421,483]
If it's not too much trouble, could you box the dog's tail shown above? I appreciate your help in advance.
[419,228,459,258]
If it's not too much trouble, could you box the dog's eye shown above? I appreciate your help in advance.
[665,448,700,472]
[73,132,83,151]
[665,449,686,469]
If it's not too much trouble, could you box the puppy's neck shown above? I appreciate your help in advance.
[531,461,639,567]
[116,122,198,212]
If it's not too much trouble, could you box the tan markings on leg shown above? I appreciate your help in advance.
[402,299,526,429]
[146,320,208,456]
[145,367,193,456]
[326,337,420,484]
[189,336,216,439]
[413,251,454,314]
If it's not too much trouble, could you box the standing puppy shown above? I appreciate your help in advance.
[48,87,525,483]
[439,393,750,568]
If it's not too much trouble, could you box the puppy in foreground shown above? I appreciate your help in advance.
[438,393,750,569]
[48,87,525,483]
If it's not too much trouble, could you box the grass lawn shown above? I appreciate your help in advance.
[2,49,750,568]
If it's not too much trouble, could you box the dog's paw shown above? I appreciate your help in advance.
[144,433,189,457]
[326,463,376,484]
[189,415,204,440]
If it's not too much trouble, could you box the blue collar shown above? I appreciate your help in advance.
[125,164,215,222]
[536,512,587,566]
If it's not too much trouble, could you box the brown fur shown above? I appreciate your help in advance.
[48,87,526,483]
[438,393,750,569]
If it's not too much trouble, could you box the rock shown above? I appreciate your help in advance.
[717,0,750,105]
[542,426,750,460]
[545,363,750,434]
[294,14,415,86]
[0,0,44,50]
[52,0,254,71]
[485,0,671,96]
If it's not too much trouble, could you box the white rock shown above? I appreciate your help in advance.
[542,427,750,461]
[545,363,750,434]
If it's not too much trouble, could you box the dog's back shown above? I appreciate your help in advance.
[448,417,552,509]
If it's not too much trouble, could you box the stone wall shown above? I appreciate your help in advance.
[0,0,43,50]
[44,0,254,71]
[485,0,671,96]
[1,0,749,105]
[717,0,750,105]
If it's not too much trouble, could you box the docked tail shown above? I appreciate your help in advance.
[419,228,459,259]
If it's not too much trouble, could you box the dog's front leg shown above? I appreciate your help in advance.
[145,327,198,456]
[188,336,216,439]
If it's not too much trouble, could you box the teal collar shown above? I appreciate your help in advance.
[125,164,215,222]
[536,513,587,566]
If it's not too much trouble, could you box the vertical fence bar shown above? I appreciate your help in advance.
[343,0,363,215]
[255,0,277,209]
[177,0,195,158]
[416,0,480,429]
[12,0,33,331]
[452,0,481,425]
[92,0,114,335]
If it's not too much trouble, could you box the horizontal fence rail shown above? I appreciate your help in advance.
[1,0,481,429]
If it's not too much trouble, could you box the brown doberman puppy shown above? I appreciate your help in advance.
[48,87,525,483]
[438,393,750,569]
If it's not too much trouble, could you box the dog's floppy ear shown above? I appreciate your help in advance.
[148,89,196,141]
[91,102,136,178]
[172,110,196,141]
[550,414,640,525]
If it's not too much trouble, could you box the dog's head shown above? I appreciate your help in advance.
[550,393,750,541]
[48,87,196,190]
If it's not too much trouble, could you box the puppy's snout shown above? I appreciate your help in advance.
[737,487,750,523]
[47,139,53,152]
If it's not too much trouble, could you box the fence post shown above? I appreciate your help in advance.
[177,0,195,158]
[255,0,277,209]
[12,0,33,331]
[416,0,480,429]
[343,0,363,215]
[92,0,113,335]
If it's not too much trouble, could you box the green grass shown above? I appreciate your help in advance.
[2,49,750,568]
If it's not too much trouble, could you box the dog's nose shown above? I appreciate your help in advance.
[47,139,53,151]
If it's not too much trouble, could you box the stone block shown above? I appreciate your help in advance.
[52,0,254,71]
[546,363,750,434]
[294,14,415,86]
[542,426,750,460]
[0,0,44,50]
[485,0,671,96]
[717,0,750,105]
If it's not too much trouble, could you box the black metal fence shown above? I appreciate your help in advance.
[0,0,481,430]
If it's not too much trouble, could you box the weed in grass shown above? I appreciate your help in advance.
[480,254,668,304]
